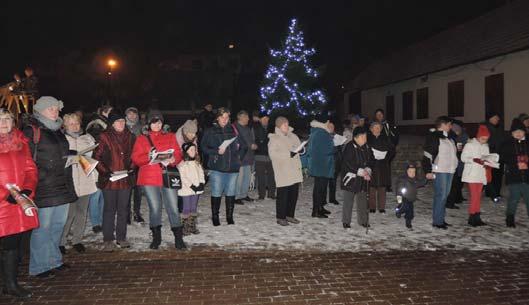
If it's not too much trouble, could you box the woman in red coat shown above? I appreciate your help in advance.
[131,111,185,250]
[0,109,38,298]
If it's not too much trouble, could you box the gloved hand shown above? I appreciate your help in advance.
[6,189,31,204]
[148,148,157,161]
[473,158,485,165]
[290,151,298,158]
[190,183,205,193]
[68,150,78,155]
[343,172,356,185]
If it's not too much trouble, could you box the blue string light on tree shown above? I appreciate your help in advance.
[259,18,327,117]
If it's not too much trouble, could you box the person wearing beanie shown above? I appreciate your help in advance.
[86,105,113,141]
[93,110,136,251]
[131,113,186,250]
[123,107,145,224]
[500,119,529,228]
[200,107,246,226]
[422,116,458,230]
[446,120,469,208]
[254,112,276,200]
[23,96,78,278]
[341,126,373,228]
[268,116,303,226]
[484,113,506,203]
[395,162,428,230]
[125,107,142,137]
[518,113,529,134]
[461,124,498,227]
[306,112,335,218]
[177,142,205,235]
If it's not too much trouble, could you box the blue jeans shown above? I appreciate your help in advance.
[143,186,181,228]
[236,165,252,199]
[210,171,238,197]
[432,173,453,226]
[29,204,69,275]
[88,189,104,227]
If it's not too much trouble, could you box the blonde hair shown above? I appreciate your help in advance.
[63,113,81,125]
[0,108,15,120]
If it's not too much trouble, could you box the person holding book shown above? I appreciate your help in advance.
[367,121,395,213]
[94,111,136,251]
[132,111,185,250]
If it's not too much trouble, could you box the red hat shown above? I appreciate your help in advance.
[476,124,490,138]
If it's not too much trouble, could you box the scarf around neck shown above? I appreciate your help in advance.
[34,112,63,131]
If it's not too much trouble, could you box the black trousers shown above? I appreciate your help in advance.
[128,185,143,218]
[0,233,22,250]
[486,165,504,199]
[402,199,414,226]
[446,174,464,205]
[255,160,276,198]
[313,177,329,212]
[276,183,299,219]
[103,189,131,242]
[328,178,337,202]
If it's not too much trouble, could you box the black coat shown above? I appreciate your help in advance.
[254,123,269,157]
[341,141,374,193]
[200,123,247,173]
[23,120,78,208]
[485,122,507,153]
[367,133,395,187]
[500,137,529,185]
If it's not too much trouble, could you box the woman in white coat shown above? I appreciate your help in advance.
[461,125,498,226]
[268,117,303,226]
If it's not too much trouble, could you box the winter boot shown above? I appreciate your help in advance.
[211,197,221,226]
[149,225,162,250]
[1,249,32,298]
[171,227,187,250]
[476,213,487,226]
[190,216,200,234]
[182,217,192,236]
[225,196,235,225]
[506,215,516,228]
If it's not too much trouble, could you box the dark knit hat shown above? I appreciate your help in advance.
[181,142,197,161]
[314,112,330,123]
[486,112,501,121]
[352,126,367,138]
[147,110,164,123]
[405,162,416,170]
[108,111,125,125]
[510,118,526,133]
[518,113,529,122]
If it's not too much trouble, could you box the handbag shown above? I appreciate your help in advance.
[146,135,182,190]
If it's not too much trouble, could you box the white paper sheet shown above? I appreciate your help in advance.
[219,137,237,151]
[372,148,388,160]
[291,140,308,154]
[333,134,347,146]
[149,149,175,165]
[110,170,129,182]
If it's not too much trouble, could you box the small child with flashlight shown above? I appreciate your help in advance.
[395,163,428,230]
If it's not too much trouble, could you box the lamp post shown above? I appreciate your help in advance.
[107,59,117,103]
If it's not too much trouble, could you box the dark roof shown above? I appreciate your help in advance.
[352,1,529,90]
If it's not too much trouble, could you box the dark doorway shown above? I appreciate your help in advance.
[348,91,362,115]
[385,95,395,123]
[485,73,504,127]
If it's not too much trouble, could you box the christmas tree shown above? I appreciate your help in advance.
[259,18,327,117]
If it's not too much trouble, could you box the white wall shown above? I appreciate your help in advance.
[347,49,529,129]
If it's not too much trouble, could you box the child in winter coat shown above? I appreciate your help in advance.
[395,163,427,230]
[178,142,205,235]
[500,119,529,228]
[461,125,498,227]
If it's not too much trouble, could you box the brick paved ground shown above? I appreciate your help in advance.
[2,248,529,305]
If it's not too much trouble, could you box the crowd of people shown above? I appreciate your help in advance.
[1,95,529,299]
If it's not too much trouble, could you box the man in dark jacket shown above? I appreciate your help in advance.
[200,107,247,226]
[86,105,112,142]
[198,103,215,133]
[484,113,506,202]
[233,111,256,204]
[307,112,334,218]
[254,113,275,200]
[500,119,529,228]
[341,126,373,228]
[23,96,78,278]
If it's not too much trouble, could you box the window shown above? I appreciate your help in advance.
[402,91,413,120]
[448,80,464,117]
[416,87,429,119]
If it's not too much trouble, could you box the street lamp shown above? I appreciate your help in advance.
[107,58,117,103]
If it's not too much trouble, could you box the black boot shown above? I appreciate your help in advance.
[149,225,162,250]
[171,227,187,250]
[476,213,487,226]
[226,196,235,225]
[1,249,32,298]
[468,214,478,227]
[211,197,221,226]
[506,215,516,228]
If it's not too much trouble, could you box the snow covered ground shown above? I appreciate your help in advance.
[78,178,529,252]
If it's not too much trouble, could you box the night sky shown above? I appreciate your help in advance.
[3,0,508,113]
